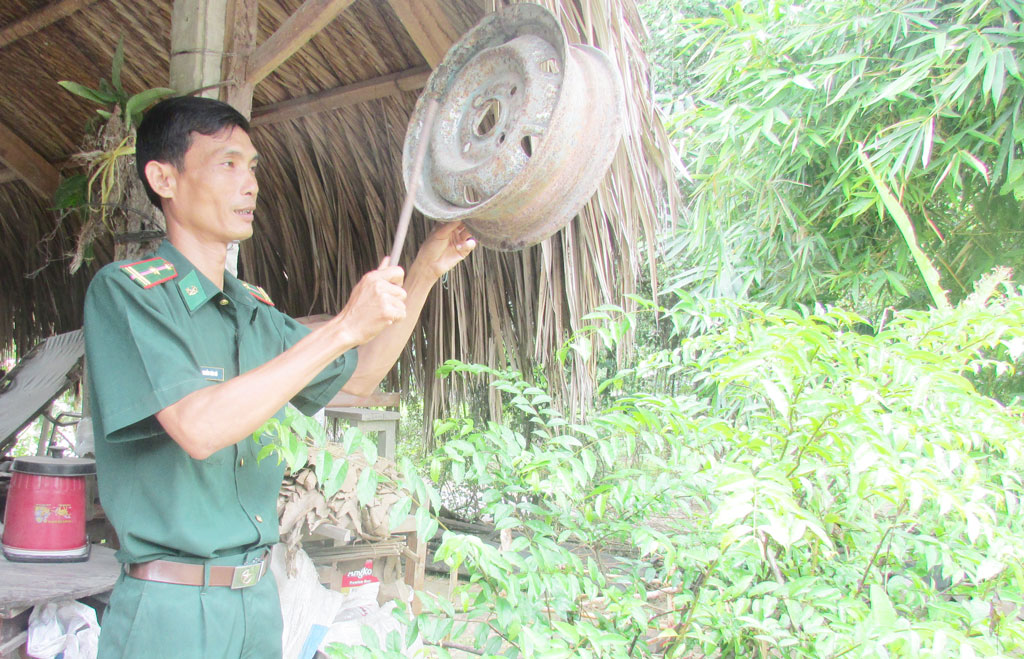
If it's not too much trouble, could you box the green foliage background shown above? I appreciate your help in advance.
[347,282,1024,658]
[645,0,1024,312]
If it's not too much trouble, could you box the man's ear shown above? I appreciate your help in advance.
[144,161,177,200]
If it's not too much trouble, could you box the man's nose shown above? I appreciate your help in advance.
[242,169,258,196]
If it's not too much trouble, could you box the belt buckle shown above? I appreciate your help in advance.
[230,560,263,589]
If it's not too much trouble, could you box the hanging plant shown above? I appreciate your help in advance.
[55,37,176,271]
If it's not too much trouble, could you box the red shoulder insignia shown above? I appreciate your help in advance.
[241,281,275,306]
[120,257,178,289]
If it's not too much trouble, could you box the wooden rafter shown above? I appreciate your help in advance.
[223,0,260,117]
[0,0,99,49]
[245,0,356,87]
[388,0,463,68]
[0,122,59,199]
[250,66,430,127]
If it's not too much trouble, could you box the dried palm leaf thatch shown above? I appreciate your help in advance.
[0,180,103,359]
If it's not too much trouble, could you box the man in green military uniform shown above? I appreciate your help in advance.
[83,96,477,657]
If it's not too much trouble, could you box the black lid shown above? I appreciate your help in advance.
[11,456,96,476]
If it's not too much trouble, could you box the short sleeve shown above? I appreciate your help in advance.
[277,313,358,415]
[84,267,213,442]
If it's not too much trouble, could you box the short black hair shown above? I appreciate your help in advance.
[135,96,251,208]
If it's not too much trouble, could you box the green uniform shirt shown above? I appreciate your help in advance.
[84,240,356,565]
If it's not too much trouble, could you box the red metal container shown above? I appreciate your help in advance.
[2,457,95,562]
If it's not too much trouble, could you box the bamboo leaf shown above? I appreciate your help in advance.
[999,160,1024,195]
[991,49,1007,106]
[873,71,923,103]
[792,74,815,91]
[1004,46,1021,80]
[858,145,949,309]
[922,116,934,168]
[958,149,990,183]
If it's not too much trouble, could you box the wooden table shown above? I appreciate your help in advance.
[323,391,402,460]
[0,543,120,656]
[304,517,426,614]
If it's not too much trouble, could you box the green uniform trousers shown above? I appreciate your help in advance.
[97,566,282,658]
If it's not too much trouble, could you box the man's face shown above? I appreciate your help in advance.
[165,126,259,243]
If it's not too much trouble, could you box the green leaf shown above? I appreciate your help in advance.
[792,74,815,91]
[124,87,177,126]
[761,379,789,418]
[999,160,1024,195]
[389,496,413,531]
[873,71,922,103]
[415,507,437,540]
[858,146,949,309]
[922,116,934,168]
[958,148,990,183]
[571,335,592,361]
[356,467,378,506]
[322,459,348,499]
[870,584,897,631]
[53,174,88,210]
[58,81,113,105]
[256,444,277,464]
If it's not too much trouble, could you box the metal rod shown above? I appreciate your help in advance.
[390,96,440,266]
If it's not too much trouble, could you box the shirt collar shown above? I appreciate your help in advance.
[156,241,255,313]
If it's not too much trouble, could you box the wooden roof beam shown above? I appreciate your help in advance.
[388,0,463,68]
[245,0,356,87]
[0,122,59,199]
[250,66,430,127]
[0,0,99,50]
[223,0,259,118]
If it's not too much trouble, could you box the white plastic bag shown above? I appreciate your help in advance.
[74,417,94,457]
[271,546,424,658]
[319,599,420,654]
[271,545,347,659]
[26,599,100,659]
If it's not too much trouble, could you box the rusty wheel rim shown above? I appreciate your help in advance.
[403,3,625,251]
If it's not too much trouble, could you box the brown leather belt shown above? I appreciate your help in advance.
[127,553,268,589]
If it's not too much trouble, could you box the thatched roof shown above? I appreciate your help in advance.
[0,0,677,426]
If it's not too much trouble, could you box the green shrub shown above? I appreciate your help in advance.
[390,279,1024,658]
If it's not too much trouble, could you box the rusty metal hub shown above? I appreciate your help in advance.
[402,3,625,251]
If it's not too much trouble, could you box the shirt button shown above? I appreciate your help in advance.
[255,515,264,523]
[219,299,229,306]
[239,458,245,467]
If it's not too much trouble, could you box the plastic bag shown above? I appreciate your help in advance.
[26,599,100,659]
[271,546,424,658]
